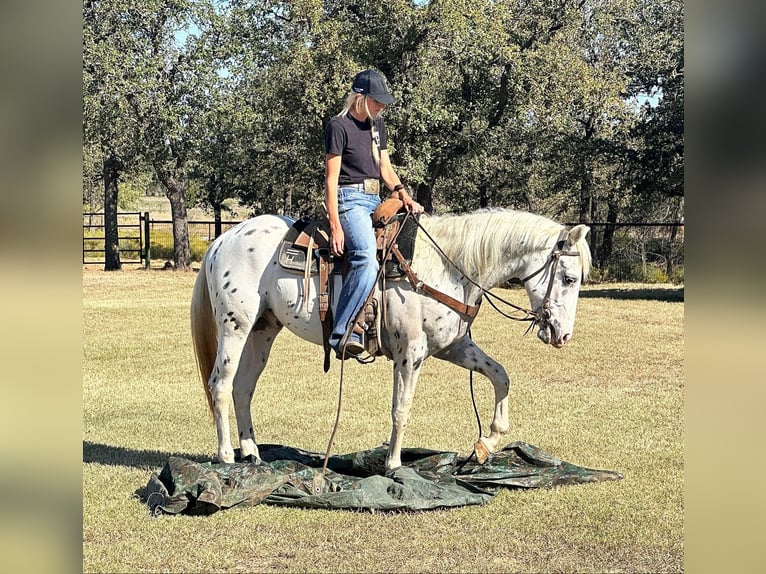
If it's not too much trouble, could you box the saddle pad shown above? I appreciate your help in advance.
[383,213,419,279]
[278,219,337,275]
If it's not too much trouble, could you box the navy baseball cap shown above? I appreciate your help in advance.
[351,69,396,105]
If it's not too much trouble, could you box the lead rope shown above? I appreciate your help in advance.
[316,354,346,492]
[453,327,484,474]
[468,329,483,440]
[317,210,413,489]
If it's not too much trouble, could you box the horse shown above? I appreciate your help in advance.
[190,208,591,471]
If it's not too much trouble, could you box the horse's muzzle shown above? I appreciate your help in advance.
[537,322,570,348]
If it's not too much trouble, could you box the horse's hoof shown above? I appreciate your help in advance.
[473,438,491,465]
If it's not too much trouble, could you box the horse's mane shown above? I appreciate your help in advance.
[414,208,592,286]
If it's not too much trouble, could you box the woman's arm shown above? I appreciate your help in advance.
[325,153,345,256]
[379,150,424,214]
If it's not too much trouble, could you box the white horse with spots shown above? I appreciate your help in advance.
[191,208,591,470]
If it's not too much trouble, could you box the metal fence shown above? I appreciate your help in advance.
[580,222,684,283]
[83,212,145,264]
[84,214,684,283]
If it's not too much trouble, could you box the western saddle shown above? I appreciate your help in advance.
[276,197,413,370]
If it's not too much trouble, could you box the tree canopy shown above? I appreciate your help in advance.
[83,0,684,269]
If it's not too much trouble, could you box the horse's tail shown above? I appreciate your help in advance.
[191,253,216,416]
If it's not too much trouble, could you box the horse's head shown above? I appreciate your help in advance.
[522,225,590,348]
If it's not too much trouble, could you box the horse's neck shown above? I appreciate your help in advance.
[421,211,556,289]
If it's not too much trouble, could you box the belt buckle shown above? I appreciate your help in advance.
[363,179,380,195]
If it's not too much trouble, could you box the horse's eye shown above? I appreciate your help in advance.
[564,275,577,286]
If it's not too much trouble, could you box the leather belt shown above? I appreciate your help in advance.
[341,179,380,195]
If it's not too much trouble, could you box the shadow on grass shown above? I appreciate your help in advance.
[581,286,684,302]
[83,441,211,470]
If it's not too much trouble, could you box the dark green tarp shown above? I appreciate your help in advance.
[140,442,622,515]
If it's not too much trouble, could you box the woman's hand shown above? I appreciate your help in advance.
[330,225,345,257]
[401,192,424,214]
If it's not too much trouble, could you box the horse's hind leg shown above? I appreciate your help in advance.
[232,318,282,461]
[434,337,511,456]
[210,330,251,463]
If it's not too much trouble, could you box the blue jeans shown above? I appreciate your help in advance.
[329,186,381,349]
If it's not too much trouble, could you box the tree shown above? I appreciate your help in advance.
[627,0,684,203]
[189,85,258,236]
[83,0,146,270]
[83,0,684,265]
[83,0,229,270]
[226,0,354,217]
[121,0,218,270]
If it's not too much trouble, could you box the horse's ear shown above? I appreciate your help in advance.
[567,224,590,246]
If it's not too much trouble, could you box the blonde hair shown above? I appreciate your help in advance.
[338,92,380,165]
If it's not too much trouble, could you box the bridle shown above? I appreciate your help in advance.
[515,228,582,333]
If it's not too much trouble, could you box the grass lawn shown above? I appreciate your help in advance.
[83,268,683,573]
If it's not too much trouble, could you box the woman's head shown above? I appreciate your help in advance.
[351,69,396,104]
[342,92,386,120]
[340,69,395,120]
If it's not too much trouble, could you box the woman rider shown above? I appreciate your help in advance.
[324,69,424,358]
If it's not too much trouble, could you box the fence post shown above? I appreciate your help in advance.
[143,212,151,269]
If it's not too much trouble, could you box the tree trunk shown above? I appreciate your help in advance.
[103,151,122,271]
[665,199,684,279]
[416,182,432,214]
[282,185,292,216]
[166,183,192,270]
[578,159,592,224]
[597,198,619,269]
[479,182,489,208]
[213,204,223,238]
[579,121,595,224]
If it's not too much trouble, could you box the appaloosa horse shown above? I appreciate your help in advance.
[190,208,591,470]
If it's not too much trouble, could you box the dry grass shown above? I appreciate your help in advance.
[83,269,683,573]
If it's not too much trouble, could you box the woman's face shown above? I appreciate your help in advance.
[366,96,386,118]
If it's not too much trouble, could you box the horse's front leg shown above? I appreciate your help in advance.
[434,337,511,461]
[386,340,426,471]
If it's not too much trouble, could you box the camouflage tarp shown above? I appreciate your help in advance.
[140,442,622,515]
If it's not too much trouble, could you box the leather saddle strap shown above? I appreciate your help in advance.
[390,245,480,319]
[318,252,332,372]
[303,232,314,315]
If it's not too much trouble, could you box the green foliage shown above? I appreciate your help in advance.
[116,182,141,211]
[84,0,684,263]
[630,262,667,284]
[149,230,209,263]
[669,265,684,285]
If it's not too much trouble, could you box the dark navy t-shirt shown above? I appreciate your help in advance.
[324,114,388,185]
